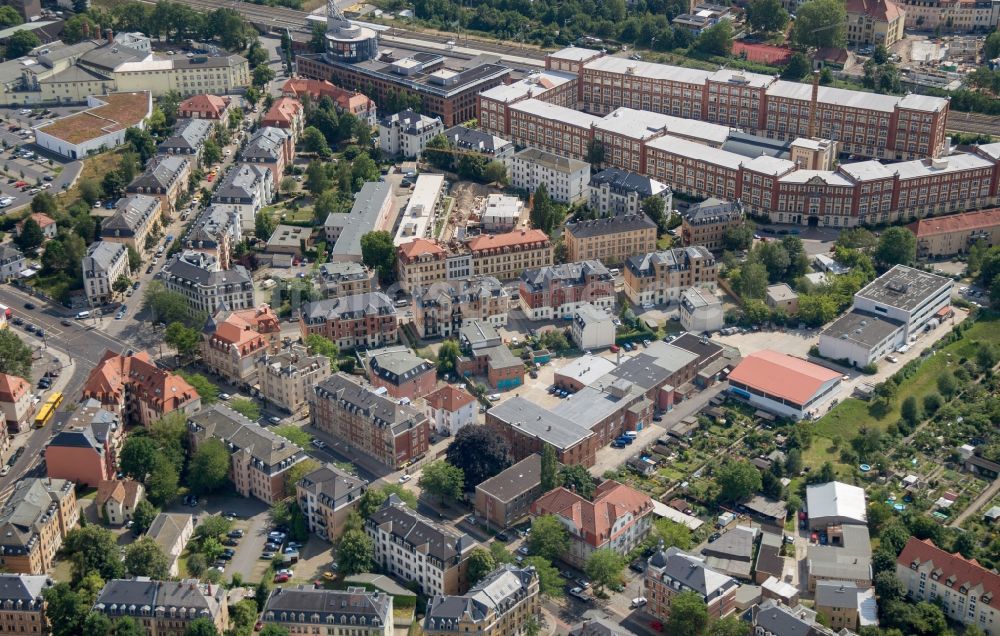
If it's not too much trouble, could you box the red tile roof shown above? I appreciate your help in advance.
[425,385,476,412]
[908,208,1000,238]
[0,372,29,403]
[261,97,303,126]
[728,350,841,406]
[96,479,143,508]
[82,350,199,414]
[179,94,232,119]
[281,78,374,113]
[209,305,280,354]
[467,228,550,253]
[847,0,903,21]
[531,480,653,548]
[398,238,445,262]
[898,537,1000,601]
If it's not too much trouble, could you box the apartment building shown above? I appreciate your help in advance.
[624,247,718,307]
[519,260,615,320]
[0,373,34,434]
[96,479,144,527]
[0,479,78,575]
[480,194,523,233]
[564,214,657,265]
[474,454,543,531]
[256,343,332,414]
[571,303,616,350]
[366,495,475,596]
[814,581,879,632]
[511,148,590,203]
[45,407,122,487]
[679,287,725,333]
[263,587,392,636]
[644,547,738,622]
[211,163,273,231]
[160,251,256,316]
[415,276,509,338]
[530,481,653,568]
[299,292,399,351]
[367,348,437,401]
[317,262,378,298]
[241,127,291,189]
[157,118,213,162]
[188,404,309,504]
[900,0,1000,32]
[486,397,598,468]
[182,204,242,269]
[260,96,305,140]
[397,238,448,293]
[442,125,514,165]
[201,304,280,389]
[680,199,745,251]
[82,241,130,306]
[897,537,1000,636]
[296,463,368,542]
[0,245,26,282]
[0,575,51,635]
[281,77,378,126]
[92,579,229,635]
[847,0,906,47]
[100,194,162,256]
[147,512,193,578]
[588,168,672,217]
[311,373,430,471]
[478,68,579,137]
[125,155,191,216]
[179,93,232,120]
[908,208,1000,258]
[467,229,553,281]
[82,350,201,427]
[424,565,540,636]
[379,109,444,158]
[326,182,395,262]
[424,385,477,437]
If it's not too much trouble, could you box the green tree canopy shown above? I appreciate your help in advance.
[63,526,125,583]
[528,514,570,560]
[540,443,560,492]
[667,591,710,636]
[695,21,733,56]
[165,322,200,359]
[360,231,396,282]
[6,30,41,58]
[791,0,847,48]
[585,549,625,592]
[714,459,762,504]
[747,0,789,32]
[337,528,374,575]
[131,499,158,534]
[558,464,595,499]
[125,536,170,579]
[418,460,465,503]
[523,556,564,597]
[436,339,460,377]
[0,330,33,379]
[445,425,511,486]
[467,547,497,585]
[188,439,231,494]
[178,371,218,404]
[875,227,916,268]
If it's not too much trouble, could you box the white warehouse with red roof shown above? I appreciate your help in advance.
[727,350,842,420]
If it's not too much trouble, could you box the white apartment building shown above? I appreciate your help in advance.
[570,303,615,350]
[159,251,255,315]
[211,163,274,231]
[255,344,332,414]
[424,385,478,437]
[82,241,131,306]
[379,109,444,158]
[511,148,591,204]
[588,168,672,217]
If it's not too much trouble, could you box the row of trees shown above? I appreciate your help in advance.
[424,134,509,184]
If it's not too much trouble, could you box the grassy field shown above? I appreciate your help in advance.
[56,150,125,206]
[804,313,1000,474]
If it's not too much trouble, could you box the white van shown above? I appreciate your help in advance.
[624,431,638,439]
[75,311,91,319]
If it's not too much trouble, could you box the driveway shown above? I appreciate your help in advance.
[164,495,269,581]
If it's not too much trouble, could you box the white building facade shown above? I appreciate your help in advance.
[511,148,590,204]
[82,241,131,306]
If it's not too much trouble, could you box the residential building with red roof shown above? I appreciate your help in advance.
[727,350,842,420]
[281,77,377,125]
[260,97,305,140]
[179,94,233,120]
[397,238,447,293]
[424,385,477,436]
[530,480,654,568]
[95,479,145,526]
[897,537,1000,635]
[846,0,906,47]
[15,213,57,241]
[0,373,34,434]
[81,350,201,426]
[466,228,553,281]
[908,208,1000,258]
[201,305,280,389]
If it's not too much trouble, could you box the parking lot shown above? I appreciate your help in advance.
[0,105,82,210]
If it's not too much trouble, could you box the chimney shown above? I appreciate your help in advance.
[808,70,820,139]
[106,28,114,46]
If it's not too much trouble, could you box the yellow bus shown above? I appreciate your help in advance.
[46,392,63,410]
[33,392,63,428]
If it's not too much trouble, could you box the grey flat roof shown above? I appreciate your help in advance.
[488,397,592,450]
[476,454,542,502]
[330,181,393,259]
[854,265,952,312]
[552,384,643,429]
[820,309,904,349]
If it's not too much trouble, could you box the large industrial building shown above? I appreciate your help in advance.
[727,350,842,420]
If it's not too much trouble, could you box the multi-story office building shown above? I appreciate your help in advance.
[299,292,398,350]
[379,109,444,158]
[565,214,658,265]
[624,247,717,307]
[466,229,553,281]
[296,463,368,542]
[160,251,255,316]
[519,261,615,320]
[530,481,653,568]
[908,208,1000,258]
[478,68,579,138]
[0,575,51,635]
[424,565,540,636]
[311,373,430,471]
[201,305,280,389]
[82,350,201,427]
[415,276,509,338]
[100,194,162,256]
[92,579,229,635]
[0,479,78,575]
[82,241,130,306]
[588,168,672,217]
[511,148,590,204]
[644,547,738,622]
[188,405,309,505]
[263,587,392,636]
[366,495,475,596]
[256,343,332,414]
[680,199,745,251]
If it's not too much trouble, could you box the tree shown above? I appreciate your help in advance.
[63,526,125,583]
[445,426,512,487]
[229,599,260,636]
[530,184,559,234]
[302,126,331,156]
[695,21,733,56]
[785,448,803,475]
[747,0,789,32]
[15,218,44,253]
[667,591,709,636]
[523,556,564,597]
[708,617,750,636]
[483,161,508,185]
[82,612,113,636]
[125,536,170,579]
[436,339,460,377]
[540,443,560,492]
[419,460,465,503]
[585,549,625,593]
[337,528,374,574]
[126,245,142,271]
[652,518,692,550]
[6,30,41,58]
[188,439,231,494]
[723,223,755,251]
[0,6,23,28]
[44,583,89,636]
[113,275,132,300]
[937,370,958,399]
[119,437,159,480]
[305,160,330,195]
[255,210,277,241]
[230,398,261,421]
[360,231,396,282]
[261,626,290,636]
[0,330,33,379]
[143,281,191,325]
[132,499,158,534]
[185,617,220,636]
[528,514,570,560]
[178,371,218,404]
[985,29,1000,60]
[165,322,200,359]
[875,227,916,268]
[559,464,595,499]
[715,460,762,504]
[976,344,998,373]
[31,192,56,214]
[125,127,156,165]
[423,134,454,169]
[202,138,222,166]
[901,395,921,425]
[467,547,497,585]
[737,261,768,299]
[304,334,339,367]
[791,0,847,48]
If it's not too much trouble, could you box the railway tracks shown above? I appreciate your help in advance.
[946,111,1000,137]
